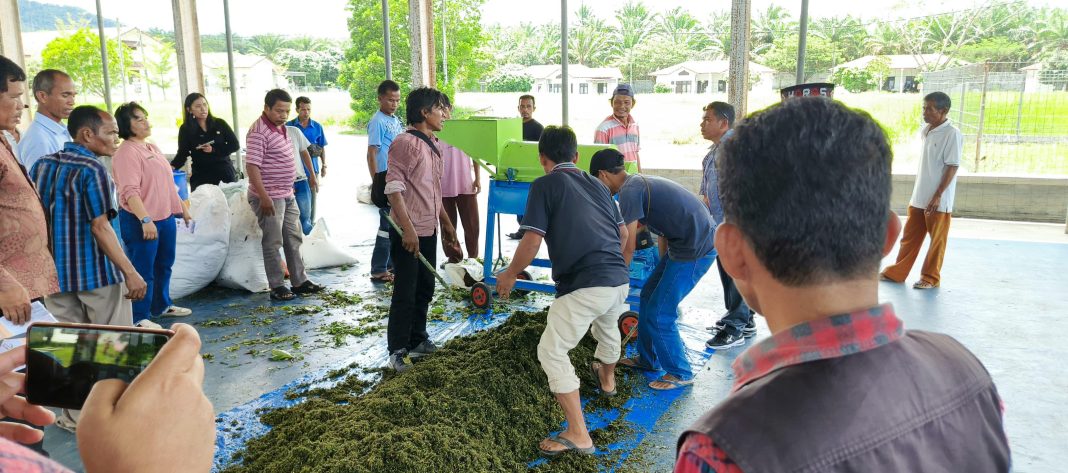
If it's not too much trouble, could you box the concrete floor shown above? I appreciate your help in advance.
[40,133,1068,472]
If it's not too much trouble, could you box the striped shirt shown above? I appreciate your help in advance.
[246,114,296,200]
[594,114,640,164]
[29,142,123,293]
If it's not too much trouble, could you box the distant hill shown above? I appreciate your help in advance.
[18,0,117,32]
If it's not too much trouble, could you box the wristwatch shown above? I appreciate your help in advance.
[141,216,152,224]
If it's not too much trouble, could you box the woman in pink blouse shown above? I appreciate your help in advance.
[438,102,481,263]
[112,102,193,328]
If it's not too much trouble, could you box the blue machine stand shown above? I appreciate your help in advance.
[470,179,657,339]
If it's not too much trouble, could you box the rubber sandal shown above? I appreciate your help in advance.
[649,376,694,391]
[538,434,595,457]
[912,280,938,289]
[270,286,296,301]
[292,280,325,295]
[618,356,657,372]
[590,362,616,397]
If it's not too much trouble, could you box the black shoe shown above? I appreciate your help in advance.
[409,340,439,358]
[292,280,325,295]
[507,230,525,240]
[389,350,412,372]
[706,329,746,350]
[741,317,758,338]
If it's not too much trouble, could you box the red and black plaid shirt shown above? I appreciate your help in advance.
[675,303,904,473]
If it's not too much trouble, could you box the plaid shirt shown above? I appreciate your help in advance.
[675,304,905,473]
[594,114,640,165]
[30,143,123,293]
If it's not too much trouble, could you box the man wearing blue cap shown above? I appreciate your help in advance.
[594,84,641,171]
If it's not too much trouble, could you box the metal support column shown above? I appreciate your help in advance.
[795,0,809,85]
[95,0,113,112]
[441,0,448,86]
[561,0,569,126]
[223,0,242,173]
[728,0,751,117]
[382,0,392,79]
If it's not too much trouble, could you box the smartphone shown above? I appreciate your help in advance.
[25,323,173,410]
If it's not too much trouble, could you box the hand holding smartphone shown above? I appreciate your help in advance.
[25,323,173,410]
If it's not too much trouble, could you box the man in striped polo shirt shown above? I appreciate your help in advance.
[245,89,324,301]
[594,83,641,171]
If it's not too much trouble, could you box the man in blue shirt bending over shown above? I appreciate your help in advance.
[591,150,717,392]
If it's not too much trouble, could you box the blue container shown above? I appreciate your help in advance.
[173,170,190,200]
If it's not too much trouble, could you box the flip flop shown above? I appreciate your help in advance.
[590,362,616,397]
[618,356,658,372]
[912,280,938,289]
[649,376,694,391]
[270,286,296,301]
[538,434,595,457]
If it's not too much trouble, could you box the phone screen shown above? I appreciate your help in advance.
[26,324,171,409]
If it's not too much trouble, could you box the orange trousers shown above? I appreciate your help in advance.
[883,206,952,286]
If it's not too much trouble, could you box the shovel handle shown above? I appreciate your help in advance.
[383,214,450,287]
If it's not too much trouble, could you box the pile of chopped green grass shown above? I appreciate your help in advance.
[224,310,642,473]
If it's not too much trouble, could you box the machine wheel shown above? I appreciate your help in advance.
[471,282,493,309]
[618,311,639,341]
[514,270,533,296]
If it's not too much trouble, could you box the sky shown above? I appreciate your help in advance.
[32,0,1060,40]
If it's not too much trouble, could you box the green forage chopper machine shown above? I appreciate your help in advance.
[436,117,651,340]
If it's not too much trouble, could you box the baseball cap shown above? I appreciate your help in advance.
[612,84,634,98]
[588,148,625,176]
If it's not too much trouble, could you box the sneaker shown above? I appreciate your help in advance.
[706,329,746,350]
[388,350,412,373]
[741,318,758,338]
[55,409,78,433]
[162,305,192,317]
[135,319,164,329]
[409,340,439,358]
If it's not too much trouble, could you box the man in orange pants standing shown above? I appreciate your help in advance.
[881,92,962,289]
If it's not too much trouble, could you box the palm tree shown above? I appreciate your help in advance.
[752,4,794,55]
[812,16,866,67]
[289,36,330,53]
[660,7,704,51]
[1032,8,1068,57]
[249,34,291,63]
[866,22,905,56]
[610,0,659,82]
[699,11,731,60]
[570,5,614,66]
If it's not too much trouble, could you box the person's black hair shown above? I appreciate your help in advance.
[924,91,951,112]
[182,92,215,129]
[295,96,311,107]
[719,98,892,286]
[0,55,26,93]
[377,79,400,96]
[588,148,625,176]
[67,105,107,138]
[441,93,453,110]
[538,126,579,164]
[519,94,535,106]
[31,69,70,99]
[704,101,735,126]
[405,87,445,125]
[264,89,292,108]
[114,102,148,140]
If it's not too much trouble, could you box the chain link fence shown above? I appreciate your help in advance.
[922,63,1068,176]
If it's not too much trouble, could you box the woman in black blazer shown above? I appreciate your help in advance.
[171,93,240,190]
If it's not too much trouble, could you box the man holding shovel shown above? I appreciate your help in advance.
[383,87,460,373]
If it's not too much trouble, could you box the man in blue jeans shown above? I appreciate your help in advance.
[366,80,404,282]
[590,149,717,391]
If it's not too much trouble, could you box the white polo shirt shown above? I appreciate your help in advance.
[285,126,310,182]
[909,119,962,213]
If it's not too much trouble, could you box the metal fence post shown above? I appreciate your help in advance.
[1015,72,1026,139]
[974,63,990,172]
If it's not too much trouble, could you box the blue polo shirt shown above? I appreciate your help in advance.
[618,174,716,261]
[18,112,72,170]
[367,110,405,173]
[520,162,629,297]
[29,142,123,293]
